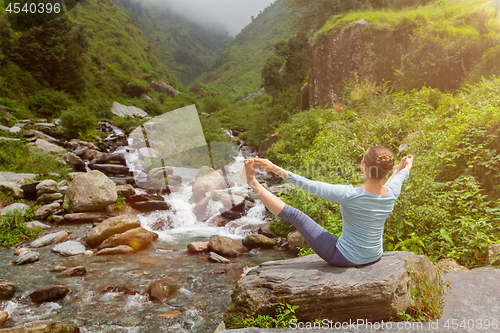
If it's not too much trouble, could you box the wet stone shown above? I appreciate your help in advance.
[52,241,86,256]
[187,242,210,253]
[0,310,7,327]
[14,248,31,255]
[208,252,231,264]
[0,280,16,300]
[29,285,70,302]
[25,221,51,229]
[57,266,87,278]
[13,251,40,265]
[242,234,277,249]
[96,245,136,255]
[30,231,68,248]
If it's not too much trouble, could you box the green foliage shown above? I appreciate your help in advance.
[123,82,147,98]
[265,77,500,268]
[114,195,126,210]
[228,303,299,329]
[395,267,450,322]
[114,116,140,131]
[28,89,75,118]
[0,208,42,247]
[59,106,97,140]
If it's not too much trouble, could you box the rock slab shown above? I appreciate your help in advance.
[30,231,68,248]
[13,251,40,265]
[0,320,79,333]
[223,252,436,326]
[86,215,141,248]
[52,241,86,256]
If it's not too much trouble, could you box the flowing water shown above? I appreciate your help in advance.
[0,136,291,332]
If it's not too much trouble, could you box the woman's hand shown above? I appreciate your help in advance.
[404,154,413,171]
[394,154,413,173]
[254,156,276,173]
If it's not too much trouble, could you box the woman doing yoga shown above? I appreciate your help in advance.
[243,146,413,267]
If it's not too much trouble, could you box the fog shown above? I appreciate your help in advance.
[151,0,276,36]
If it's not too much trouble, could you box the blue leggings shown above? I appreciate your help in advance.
[278,204,357,267]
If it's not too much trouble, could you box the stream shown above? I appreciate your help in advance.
[0,128,292,332]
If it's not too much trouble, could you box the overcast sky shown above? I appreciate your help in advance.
[159,0,276,36]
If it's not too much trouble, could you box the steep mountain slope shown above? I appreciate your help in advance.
[196,1,289,99]
[112,0,232,86]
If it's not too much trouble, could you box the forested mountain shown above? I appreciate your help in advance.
[111,0,232,86]
[195,1,289,99]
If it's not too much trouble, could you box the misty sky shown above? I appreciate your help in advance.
[163,0,276,36]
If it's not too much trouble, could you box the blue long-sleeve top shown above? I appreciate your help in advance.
[283,169,410,265]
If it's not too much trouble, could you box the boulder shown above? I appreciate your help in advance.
[148,167,174,180]
[53,241,86,256]
[30,231,68,248]
[36,179,58,195]
[97,227,155,251]
[9,126,21,134]
[1,203,30,216]
[209,235,248,257]
[89,164,129,175]
[96,245,136,255]
[33,202,61,220]
[63,212,108,223]
[57,266,87,277]
[258,223,278,239]
[485,244,500,265]
[257,131,283,158]
[13,251,40,265]
[210,215,232,227]
[36,192,63,204]
[193,196,219,222]
[191,170,225,202]
[86,215,142,248]
[63,152,85,172]
[242,235,277,249]
[436,258,469,273]
[63,170,117,213]
[150,81,180,97]
[111,101,148,118]
[126,194,169,212]
[223,252,437,327]
[116,184,135,197]
[0,320,79,333]
[68,172,85,181]
[25,221,51,229]
[187,242,210,253]
[29,285,70,302]
[81,148,100,161]
[29,139,66,154]
[0,181,23,199]
[287,230,304,253]
[208,252,231,264]
[0,280,16,300]
[147,276,181,302]
[0,311,7,327]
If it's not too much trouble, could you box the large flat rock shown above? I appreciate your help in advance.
[220,266,500,333]
[223,252,436,327]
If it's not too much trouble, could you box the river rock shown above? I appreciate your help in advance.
[53,241,86,256]
[258,223,278,238]
[97,227,155,251]
[187,242,210,253]
[208,252,231,263]
[63,152,85,172]
[36,192,63,204]
[63,170,117,213]
[242,234,277,249]
[0,311,7,327]
[9,126,21,134]
[33,202,61,220]
[13,251,40,265]
[26,222,50,231]
[150,81,180,97]
[210,215,232,227]
[209,235,248,257]
[148,167,174,180]
[29,139,66,154]
[30,231,68,248]
[111,101,148,118]
[147,277,181,302]
[96,245,136,255]
[116,184,135,197]
[193,196,219,222]
[86,215,142,248]
[14,248,31,255]
[89,164,129,175]
[436,258,469,273]
[29,285,70,302]
[0,280,16,300]
[57,266,86,277]
[63,212,108,223]
[223,252,437,327]
[190,170,225,202]
[287,230,304,253]
[1,203,30,216]
[126,194,170,212]
[36,179,58,195]
[485,244,500,265]
[0,320,79,333]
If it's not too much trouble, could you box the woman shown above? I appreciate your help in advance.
[243,146,413,267]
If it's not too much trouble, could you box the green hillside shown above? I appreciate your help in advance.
[195,1,289,99]
[111,0,232,86]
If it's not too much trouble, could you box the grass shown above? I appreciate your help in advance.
[0,208,42,247]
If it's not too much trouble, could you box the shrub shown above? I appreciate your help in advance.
[59,106,97,140]
[0,209,42,247]
[28,89,75,118]
[123,82,147,98]
[114,116,140,131]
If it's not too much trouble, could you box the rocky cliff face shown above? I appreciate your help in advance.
[308,19,411,108]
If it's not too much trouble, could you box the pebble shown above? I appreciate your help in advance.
[14,248,31,256]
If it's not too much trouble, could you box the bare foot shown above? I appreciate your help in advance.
[244,159,258,185]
